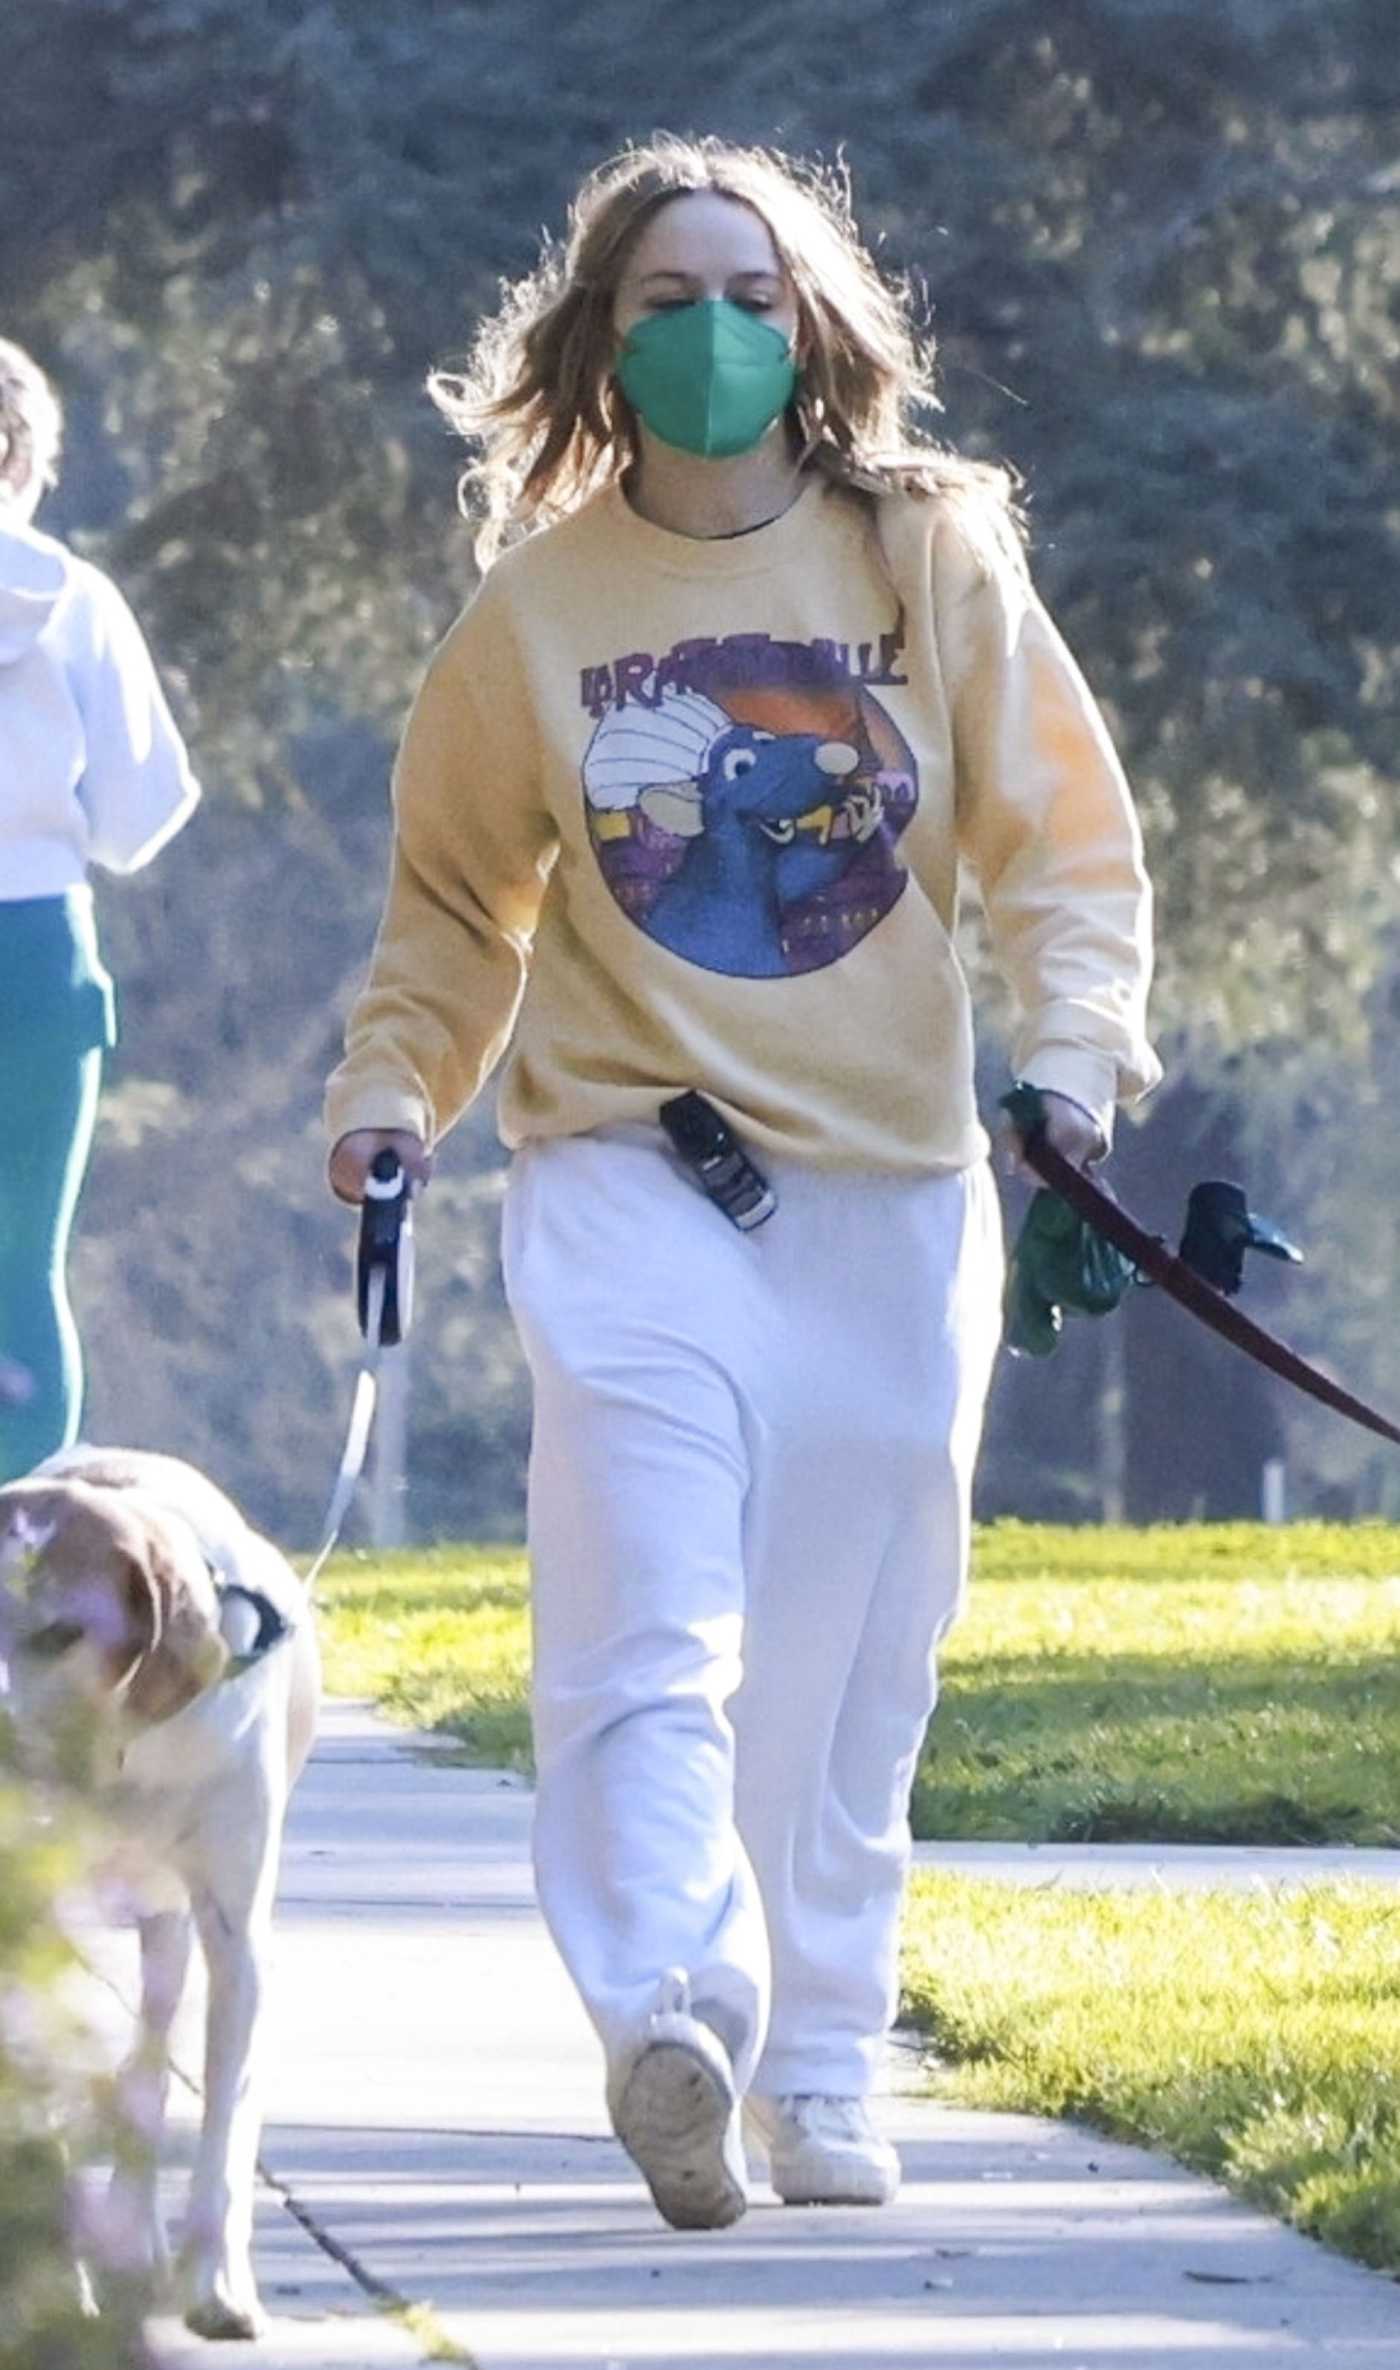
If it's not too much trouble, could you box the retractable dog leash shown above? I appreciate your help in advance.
[305,1152,415,1590]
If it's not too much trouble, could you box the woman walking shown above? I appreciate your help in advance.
[326,135,1159,2230]
[0,339,199,1482]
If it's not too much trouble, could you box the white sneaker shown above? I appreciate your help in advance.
[608,1971,747,2231]
[744,2092,900,2206]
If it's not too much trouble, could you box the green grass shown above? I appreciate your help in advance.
[919,1521,1400,1845]
[317,1546,534,1769]
[314,1521,1400,1844]
[900,1870,1400,2276]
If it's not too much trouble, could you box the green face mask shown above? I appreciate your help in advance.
[616,299,798,460]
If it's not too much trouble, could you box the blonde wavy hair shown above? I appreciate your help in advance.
[0,338,63,502]
[430,134,1021,568]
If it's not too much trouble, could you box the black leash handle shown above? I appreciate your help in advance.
[306,1152,418,1590]
[356,1150,414,1347]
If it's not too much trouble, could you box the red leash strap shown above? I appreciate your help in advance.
[1023,1136,1400,1451]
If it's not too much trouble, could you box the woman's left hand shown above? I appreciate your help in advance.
[999,1089,1107,1180]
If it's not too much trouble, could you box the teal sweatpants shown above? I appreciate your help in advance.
[0,893,115,1484]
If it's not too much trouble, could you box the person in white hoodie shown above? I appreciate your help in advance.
[0,337,199,1482]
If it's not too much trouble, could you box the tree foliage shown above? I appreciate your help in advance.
[8,0,1395,1041]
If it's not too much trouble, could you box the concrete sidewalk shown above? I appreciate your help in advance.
[125,1702,1400,2368]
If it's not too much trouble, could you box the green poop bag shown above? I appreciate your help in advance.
[999,1084,1139,1357]
[1002,1188,1141,1356]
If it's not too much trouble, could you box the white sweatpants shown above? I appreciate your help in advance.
[502,1124,1003,2099]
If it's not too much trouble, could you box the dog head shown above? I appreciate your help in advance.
[0,1478,229,1772]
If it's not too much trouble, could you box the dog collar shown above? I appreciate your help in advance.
[214,1579,294,1680]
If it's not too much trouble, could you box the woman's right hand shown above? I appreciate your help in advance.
[328,1129,433,1206]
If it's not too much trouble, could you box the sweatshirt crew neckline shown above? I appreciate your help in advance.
[600,473,830,578]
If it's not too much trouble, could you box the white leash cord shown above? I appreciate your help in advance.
[304,1268,386,1595]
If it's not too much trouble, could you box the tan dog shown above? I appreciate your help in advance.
[0,1447,319,2341]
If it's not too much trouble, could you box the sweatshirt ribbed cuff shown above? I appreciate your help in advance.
[323,1080,433,1156]
[1014,1048,1120,1152]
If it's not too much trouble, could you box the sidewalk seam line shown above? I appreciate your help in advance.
[76,1942,478,2366]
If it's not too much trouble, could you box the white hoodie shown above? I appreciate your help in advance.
[0,517,199,899]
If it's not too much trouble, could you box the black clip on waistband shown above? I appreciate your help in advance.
[659,1092,777,1232]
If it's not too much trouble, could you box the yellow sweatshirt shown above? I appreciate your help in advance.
[326,475,1160,1173]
